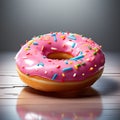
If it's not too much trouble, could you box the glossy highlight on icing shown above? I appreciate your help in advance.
[15,32,105,82]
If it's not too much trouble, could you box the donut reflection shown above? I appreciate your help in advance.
[17,87,102,120]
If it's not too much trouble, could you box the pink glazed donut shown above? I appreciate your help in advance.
[15,32,105,92]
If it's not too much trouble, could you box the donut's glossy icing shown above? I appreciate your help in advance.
[15,32,105,82]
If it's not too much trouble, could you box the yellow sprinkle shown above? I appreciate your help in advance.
[74,65,78,70]
[90,67,94,71]
[27,40,33,45]
[69,61,73,64]
[25,48,29,51]
[60,35,65,40]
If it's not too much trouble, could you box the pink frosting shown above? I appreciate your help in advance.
[15,32,105,82]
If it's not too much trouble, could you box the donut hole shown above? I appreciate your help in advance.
[47,52,73,60]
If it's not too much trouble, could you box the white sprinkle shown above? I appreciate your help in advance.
[94,64,97,67]
[51,47,58,50]
[82,73,85,76]
[44,71,48,74]
[73,73,77,77]
[86,58,90,61]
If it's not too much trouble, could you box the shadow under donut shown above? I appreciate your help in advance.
[92,76,120,95]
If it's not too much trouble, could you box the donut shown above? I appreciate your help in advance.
[15,32,105,92]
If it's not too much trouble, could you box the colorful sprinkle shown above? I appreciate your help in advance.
[74,65,78,70]
[26,52,30,55]
[73,73,77,77]
[77,64,81,67]
[60,35,66,40]
[51,47,58,50]
[27,40,33,45]
[43,56,46,59]
[81,62,86,66]
[79,51,83,55]
[89,67,94,71]
[71,42,76,48]
[48,41,52,44]
[82,73,85,76]
[94,64,97,67]
[51,33,57,42]
[33,42,38,45]
[69,61,73,64]
[65,60,68,64]
[93,48,98,51]
[88,45,92,50]
[93,52,97,55]
[25,47,30,51]
[37,62,44,66]
[52,73,58,80]
[62,73,65,77]
[70,54,84,61]
[68,34,76,40]
[74,64,81,69]
[41,46,44,51]
[62,67,73,72]
[86,58,90,61]
[56,65,61,68]
[44,71,48,74]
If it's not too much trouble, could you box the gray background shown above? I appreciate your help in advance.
[0,0,120,52]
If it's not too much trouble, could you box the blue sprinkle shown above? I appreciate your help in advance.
[62,32,65,34]
[33,42,38,45]
[68,35,76,40]
[65,60,68,64]
[70,54,84,61]
[37,62,44,66]
[51,33,57,42]
[79,51,83,55]
[71,42,76,48]
[53,36,57,42]
[52,73,58,80]
[51,33,56,36]
[62,67,73,72]
[43,56,47,59]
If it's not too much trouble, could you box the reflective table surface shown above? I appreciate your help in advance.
[0,52,120,120]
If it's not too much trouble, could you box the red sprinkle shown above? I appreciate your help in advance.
[56,65,61,68]
[26,53,30,55]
